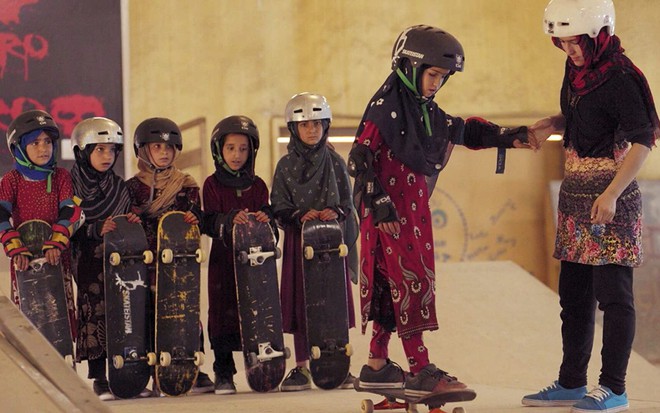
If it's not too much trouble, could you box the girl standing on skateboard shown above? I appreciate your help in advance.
[69,117,142,400]
[348,25,530,398]
[522,1,658,411]
[271,92,359,391]
[0,110,83,363]
[126,117,214,394]
[201,115,273,395]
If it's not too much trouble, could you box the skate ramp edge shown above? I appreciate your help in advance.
[0,294,111,413]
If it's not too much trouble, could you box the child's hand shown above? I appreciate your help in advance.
[233,209,250,225]
[126,213,142,224]
[377,221,400,236]
[319,208,338,221]
[300,210,320,223]
[13,255,29,272]
[183,211,199,225]
[254,210,270,223]
[100,217,117,236]
[44,248,61,266]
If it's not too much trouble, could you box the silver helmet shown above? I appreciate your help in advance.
[71,117,123,151]
[285,92,332,123]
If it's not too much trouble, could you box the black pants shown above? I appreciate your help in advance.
[557,261,635,395]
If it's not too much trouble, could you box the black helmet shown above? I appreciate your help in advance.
[391,25,464,72]
[6,109,60,155]
[133,117,182,156]
[211,115,259,154]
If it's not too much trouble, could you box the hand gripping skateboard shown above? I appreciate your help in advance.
[103,215,155,398]
[301,219,352,390]
[354,378,476,413]
[155,211,205,396]
[233,213,289,392]
[15,219,74,366]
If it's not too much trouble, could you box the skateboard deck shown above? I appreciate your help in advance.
[301,219,351,390]
[15,220,74,362]
[154,211,204,396]
[103,215,154,399]
[233,213,288,392]
[354,379,475,413]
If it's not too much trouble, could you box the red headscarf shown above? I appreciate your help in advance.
[553,29,659,142]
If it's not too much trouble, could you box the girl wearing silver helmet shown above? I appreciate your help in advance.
[348,25,531,398]
[523,1,659,412]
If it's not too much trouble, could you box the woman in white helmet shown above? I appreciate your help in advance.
[524,1,659,412]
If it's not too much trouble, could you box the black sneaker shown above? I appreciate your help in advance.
[404,364,468,399]
[358,360,406,389]
[93,378,115,401]
[192,371,215,394]
[339,372,356,389]
[214,375,237,395]
[280,366,312,392]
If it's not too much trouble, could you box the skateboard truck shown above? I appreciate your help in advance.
[303,243,349,261]
[238,246,282,266]
[158,346,205,367]
[112,346,158,369]
[310,339,353,360]
[27,257,48,271]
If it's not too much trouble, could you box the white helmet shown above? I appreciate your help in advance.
[285,92,332,123]
[543,0,615,38]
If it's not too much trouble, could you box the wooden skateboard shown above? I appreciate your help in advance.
[354,378,475,413]
[103,215,155,398]
[15,219,74,365]
[154,211,204,396]
[233,213,288,392]
[301,219,352,390]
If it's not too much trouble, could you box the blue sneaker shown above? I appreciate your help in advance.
[522,381,587,406]
[571,386,629,413]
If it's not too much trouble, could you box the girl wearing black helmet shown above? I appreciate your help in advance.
[125,117,214,393]
[348,25,531,397]
[201,115,274,394]
[0,109,84,353]
[523,1,658,411]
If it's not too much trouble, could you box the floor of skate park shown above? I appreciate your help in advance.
[1,261,659,413]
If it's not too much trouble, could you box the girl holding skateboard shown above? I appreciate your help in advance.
[69,117,141,400]
[523,1,658,411]
[271,92,358,391]
[126,117,213,394]
[201,115,273,394]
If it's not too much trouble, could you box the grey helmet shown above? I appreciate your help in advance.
[285,93,332,123]
[71,117,123,152]
[391,25,464,72]
[6,109,60,156]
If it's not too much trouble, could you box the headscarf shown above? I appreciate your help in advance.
[13,129,57,190]
[554,29,659,143]
[70,145,131,223]
[355,59,453,177]
[134,145,198,217]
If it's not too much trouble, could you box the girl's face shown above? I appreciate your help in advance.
[147,142,175,168]
[297,120,324,146]
[421,66,451,98]
[89,143,117,173]
[558,36,584,67]
[221,133,250,172]
[24,132,53,166]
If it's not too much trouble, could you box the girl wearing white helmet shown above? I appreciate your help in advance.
[523,1,659,412]
[348,25,531,399]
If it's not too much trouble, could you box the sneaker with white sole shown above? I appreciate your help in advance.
[192,371,215,394]
[404,364,468,399]
[571,386,629,413]
[93,378,115,401]
[358,360,406,389]
[522,381,588,407]
[280,366,312,392]
[339,372,356,389]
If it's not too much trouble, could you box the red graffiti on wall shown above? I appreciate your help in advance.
[0,32,48,80]
[0,0,40,26]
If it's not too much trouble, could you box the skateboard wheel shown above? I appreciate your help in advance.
[304,245,314,260]
[338,243,348,257]
[453,408,466,413]
[160,351,172,366]
[274,247,282,260]
[109,252,121,266]
[143,250,154,264]
[161,249,173,264]
[194,351,204,366]
[284,347,291,359]
[146,352,157,366]
[310,346,321,360]
[361,399,374,413]
[344,342,353,357]
[195,248,204,263]
[113,355,124,369]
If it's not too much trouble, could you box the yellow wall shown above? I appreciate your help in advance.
[126,0,660,286]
